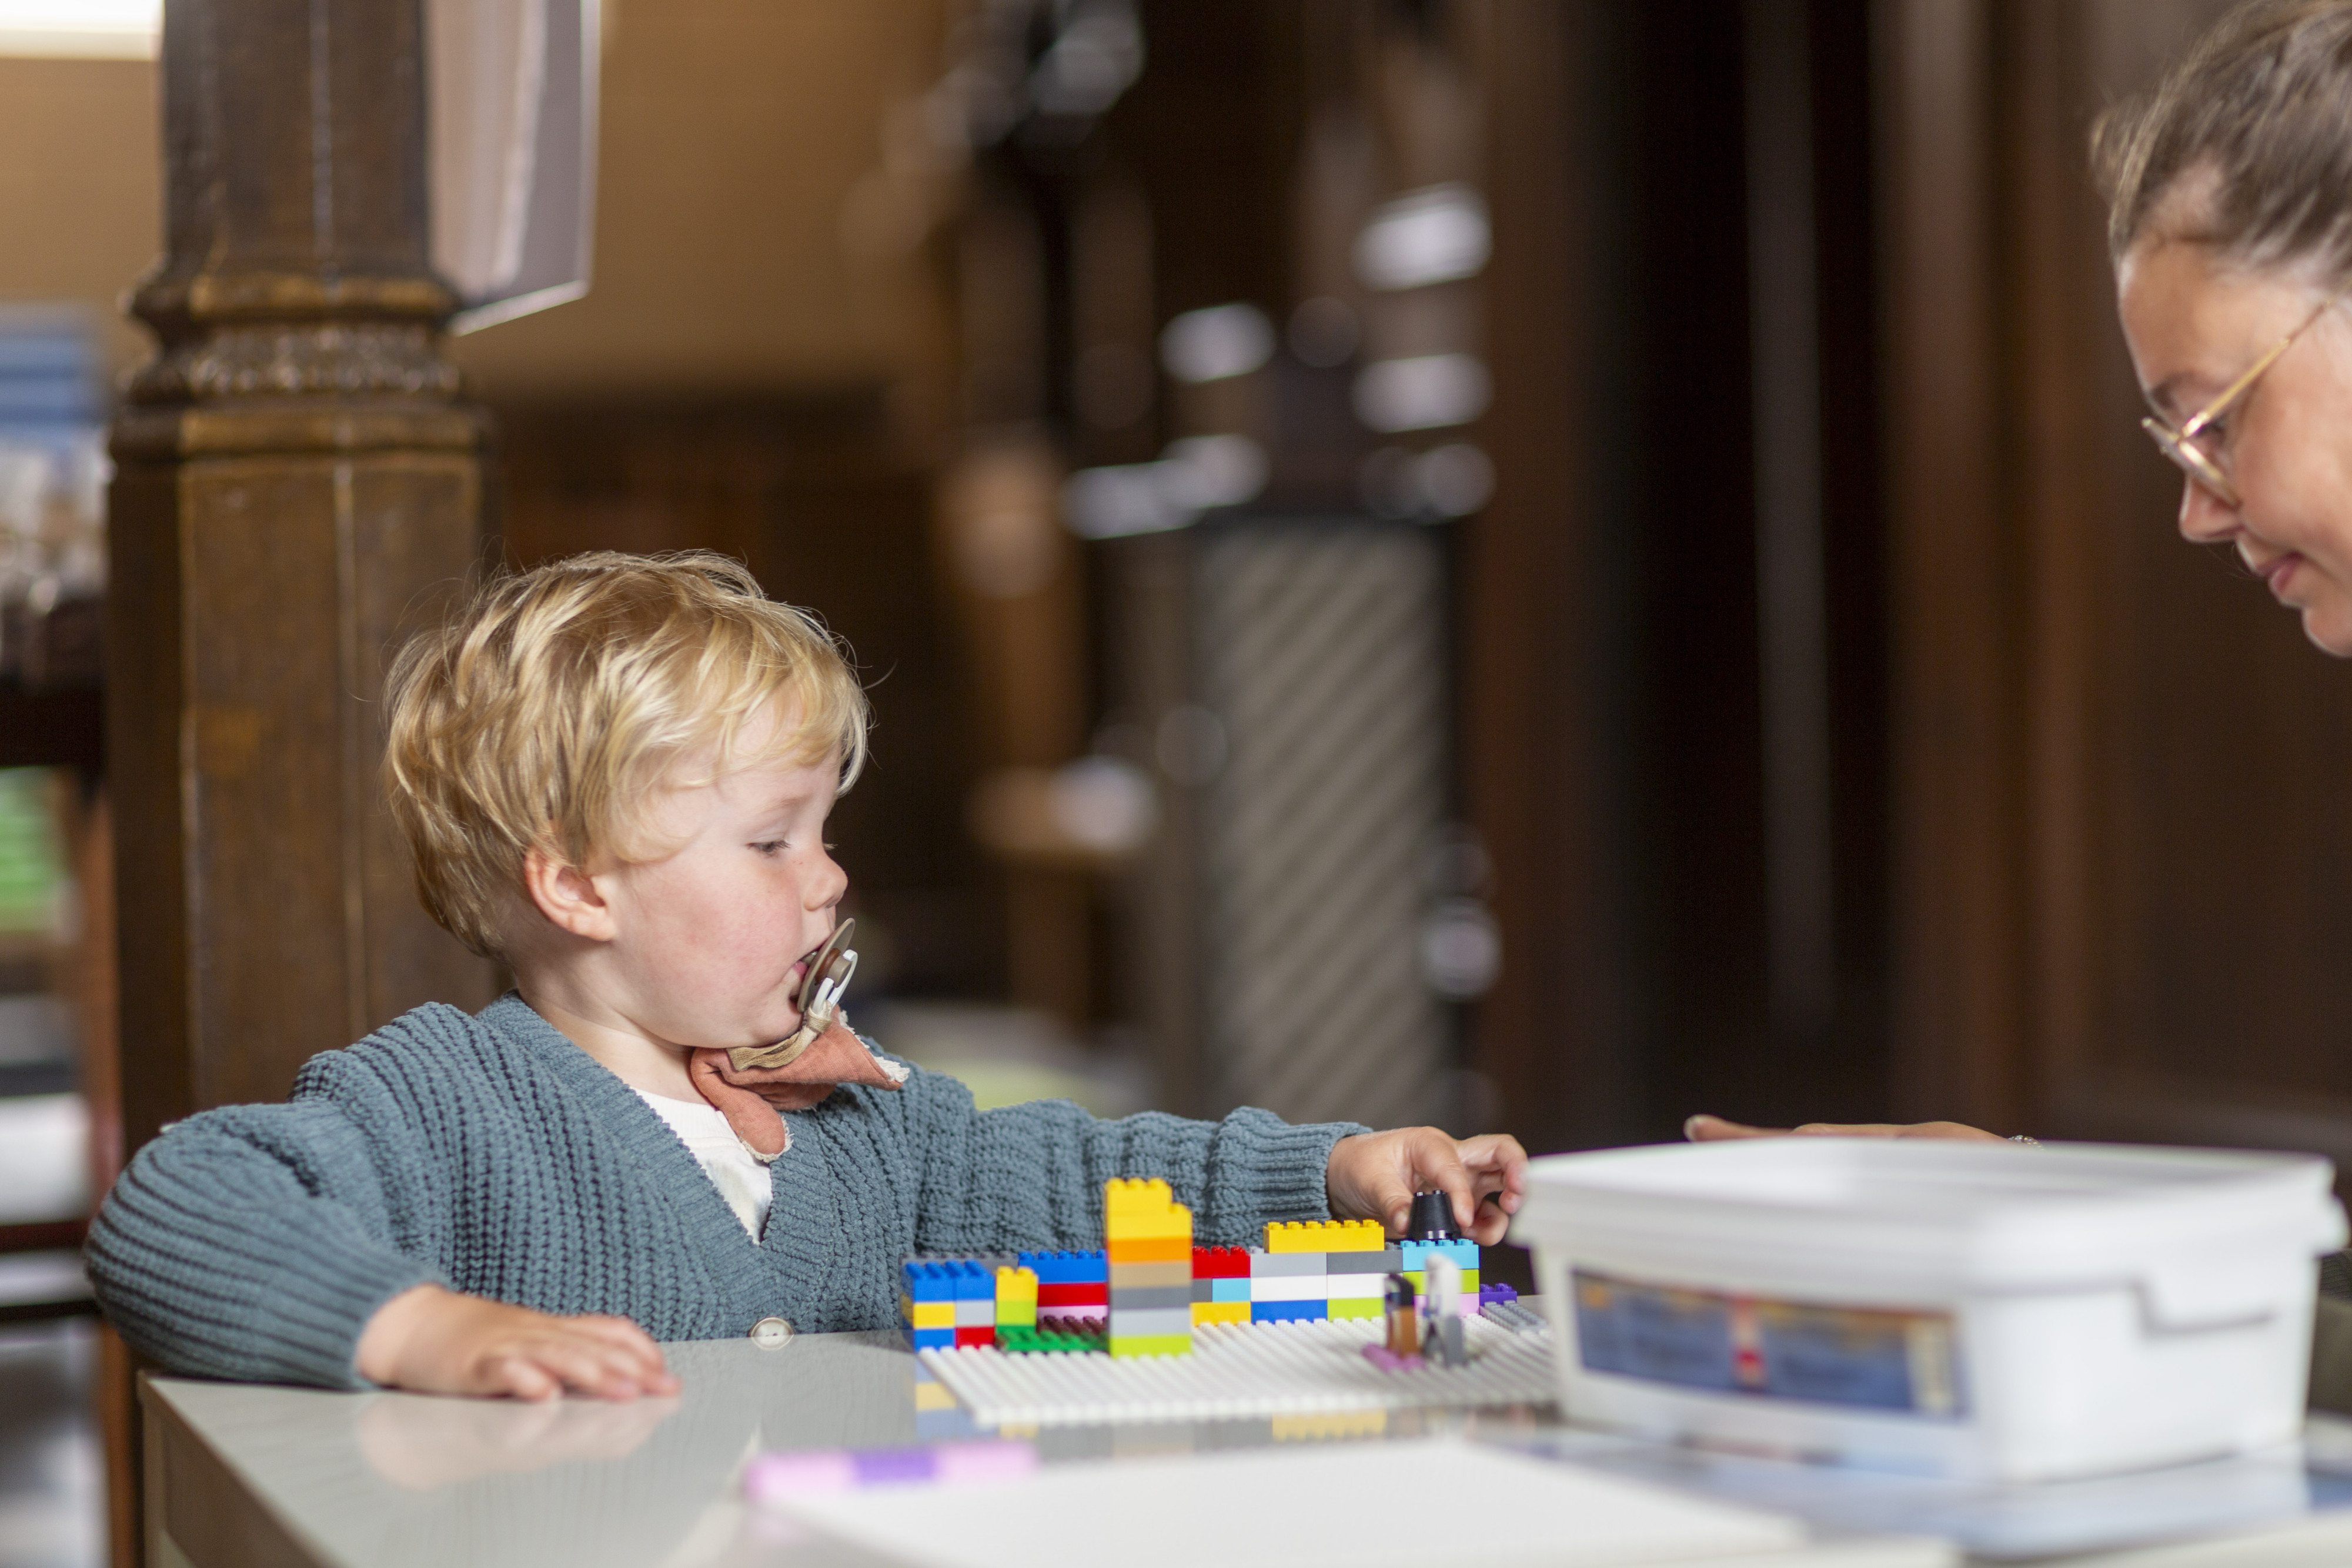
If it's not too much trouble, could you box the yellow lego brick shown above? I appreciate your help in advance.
[906,1300,956,1329]
[1104,1178,1194,1241]
[994,1264,1038,1330]
[1107,1333,1194,1358]
[1328,1297,1384,1320]
[1264,1218,1384,1253]
[1192,1300,1250,1326]
[1272,1410,1388,1442]
[913,1380,958,1412]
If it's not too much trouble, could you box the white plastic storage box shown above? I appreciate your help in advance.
[1510,1139,2347,1482]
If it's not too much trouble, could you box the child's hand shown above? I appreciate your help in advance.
[1685,1114,2005,1142]
[355,1284,679,1401]
[1325,1128,1528,1245]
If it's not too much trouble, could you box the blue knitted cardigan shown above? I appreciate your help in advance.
[86,994,1367,1389]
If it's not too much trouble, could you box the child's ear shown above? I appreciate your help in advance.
[522,845,617,941]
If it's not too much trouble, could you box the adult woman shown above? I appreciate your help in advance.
[1689,0,2352,1407]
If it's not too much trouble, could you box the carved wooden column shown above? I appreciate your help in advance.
[107,0,496,1158]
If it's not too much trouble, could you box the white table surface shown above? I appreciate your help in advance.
[140,1330,2352,1568]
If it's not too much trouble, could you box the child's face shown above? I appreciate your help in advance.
[593,716,849,1052]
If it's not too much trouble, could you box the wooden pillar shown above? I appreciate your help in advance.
[106,0,496,1155]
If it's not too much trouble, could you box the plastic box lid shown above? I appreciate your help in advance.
[1509,1140,2348,1330]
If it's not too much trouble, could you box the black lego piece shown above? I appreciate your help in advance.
[1407,1190,1462,1242]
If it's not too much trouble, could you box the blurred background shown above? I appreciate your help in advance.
[6,0,2351,1563]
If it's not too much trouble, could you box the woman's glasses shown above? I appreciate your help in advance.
[2141,288,2347,510]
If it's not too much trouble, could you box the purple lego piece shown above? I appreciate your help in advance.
[1478,1283,1519,1308]
[1362,1344,1425,1372]
[851,1449,937,1486]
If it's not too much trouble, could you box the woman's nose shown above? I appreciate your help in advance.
[2177,474,2240,542]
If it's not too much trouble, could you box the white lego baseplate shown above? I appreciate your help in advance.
[916,1312,1557,1426]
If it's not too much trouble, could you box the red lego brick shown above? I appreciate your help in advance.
[1191,1245,1251,1279]
[954,1326,996,1349]
[1038,1282,1110,1309]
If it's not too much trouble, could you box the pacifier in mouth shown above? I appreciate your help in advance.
[793,919,859,1031]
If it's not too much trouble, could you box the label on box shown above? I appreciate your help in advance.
[1571,1269,1963,1418]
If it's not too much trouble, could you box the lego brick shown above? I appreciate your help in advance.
[1249,1273,1329,1303]
[1103,1178,1194,1241]
[1327,1249,1406,1275]
[1107,1235,1190,1265]
[1192,1245,1252,1279]
[1328,1297,1385,1320]
[954,1298,995,1327]
[1249,1251,1324,1278]
[950,1260,997,1299]
[1191,1300,1250,1326]
[1107,1334,1194,1359]
[997,1323,1107,1354]
[1108,1259,1190,1290]
[1038,1282,1110,1309]
[954,1326,995,1348]
[1265,1218,1384,1253]
[1324,1272,1386,1300]
[906,1300,956,1330]
[902,1261,960,1302]
[1192,1278,1215,1302]
[995,1266,1038,1328]
[911,1378,959,1412]
[1478,1283,1519,1308]
[1107,1283,1191,1312]
[1210,1276,1251,1303]
[1107,1306,1193,1337]
[907,1326,956,1349]
[1251,1299,1327,1323]
[1400,1238,1479,1273]
[1402,1269,1481,1298]
[1018,1249,1108,1285]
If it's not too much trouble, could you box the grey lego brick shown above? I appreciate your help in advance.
[1107,1284,1192,1312]
[1325,1250,1405,1275]
[1107,1306,1194,1337]
[1248,1252,1325,1278]
[1191,1279,1214,1302]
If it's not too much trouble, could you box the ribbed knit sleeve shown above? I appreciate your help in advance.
[893,1068,1369,1255]
[86,1101,442,1388]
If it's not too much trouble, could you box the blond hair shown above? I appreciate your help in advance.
[2096,1,2352,278]
[383,551,868,959]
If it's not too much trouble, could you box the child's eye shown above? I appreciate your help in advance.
[752,840,787,856]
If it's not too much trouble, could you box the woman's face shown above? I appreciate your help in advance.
[2119,238,2352,653]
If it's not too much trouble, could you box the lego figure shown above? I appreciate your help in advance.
[1423,1253,1468,1368]
[1383,1272,1420,1358]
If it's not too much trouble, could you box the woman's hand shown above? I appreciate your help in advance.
[355,1284,679,1400]
[1684,1114,2006,1142]
[1327,1128,1529,1245]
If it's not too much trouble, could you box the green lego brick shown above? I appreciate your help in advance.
[996,1323,1107,1354]
[1107,1333,1194,1358]
[1328,1297,1385,1320]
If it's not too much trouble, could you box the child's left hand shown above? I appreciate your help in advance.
[1325,1128,1529,1245]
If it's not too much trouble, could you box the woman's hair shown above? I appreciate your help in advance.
[382,550,868,959]
[2095,0,2352,279]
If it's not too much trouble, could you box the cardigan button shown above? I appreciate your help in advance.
[749,1316,794,1349]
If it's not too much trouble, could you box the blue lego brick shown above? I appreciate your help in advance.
[1211,1276,1251,1303]
[907,1326,956,1349]
[1251,1299,1329,1324]
[1020,1249,1110,1285]
[949,1260,995,1300]
[902,1261,959,1302]
[1401,1239,1479,1274]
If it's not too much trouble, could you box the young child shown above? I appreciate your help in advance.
[86,551,1527,1400]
